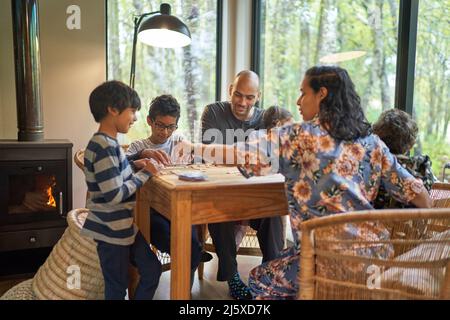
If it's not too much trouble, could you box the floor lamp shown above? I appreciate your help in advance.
[129,3,191,88]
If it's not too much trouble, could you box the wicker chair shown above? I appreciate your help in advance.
[203,225,262,257]
[430,183,450,208]
[73,148,171,271]
[298,208,450,300]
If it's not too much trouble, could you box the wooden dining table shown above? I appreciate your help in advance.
[132,165,288,300]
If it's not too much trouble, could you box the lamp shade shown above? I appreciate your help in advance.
[138,14,191,48]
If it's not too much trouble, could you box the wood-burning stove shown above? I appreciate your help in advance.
[0,140,72,252]
[0,1,73,264]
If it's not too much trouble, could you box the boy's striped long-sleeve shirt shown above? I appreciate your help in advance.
[81,133,152,245]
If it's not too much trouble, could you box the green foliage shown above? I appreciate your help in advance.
[107,0,449,176]
[418,134,450,181]
[260,0,399,119]
[259,0,449,177]
[413,0,450,180]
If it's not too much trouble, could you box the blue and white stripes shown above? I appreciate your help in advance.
[81,133,152,245]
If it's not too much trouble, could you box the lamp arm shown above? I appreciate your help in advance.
[129,11,160,88]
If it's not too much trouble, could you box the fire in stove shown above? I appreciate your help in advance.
[8,174,58,214]
[46,180,57,208]
[0,140,72,252]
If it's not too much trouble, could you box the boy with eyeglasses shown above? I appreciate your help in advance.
[126,94,211,290]
[127,95,183,164]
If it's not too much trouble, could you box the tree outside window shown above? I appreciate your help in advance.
[257,0,449,180]
[413,0,450,180]
[258,0,399,123]
[107,0,218,142]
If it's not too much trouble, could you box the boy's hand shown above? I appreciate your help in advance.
[140,149,172,165]
[133,159,148,170]
[143,158,163,176]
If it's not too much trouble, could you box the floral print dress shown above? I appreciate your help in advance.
[239,117,425,299]
[373,154,436,209]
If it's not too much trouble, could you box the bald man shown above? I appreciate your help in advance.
[201,70,284,300]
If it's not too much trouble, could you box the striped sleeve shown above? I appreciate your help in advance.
[93,145,152,204]
[126,140,140,156]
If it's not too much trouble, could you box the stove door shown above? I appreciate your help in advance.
[0,160,67,227]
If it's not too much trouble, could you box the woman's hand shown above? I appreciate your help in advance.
[410,189,433,208]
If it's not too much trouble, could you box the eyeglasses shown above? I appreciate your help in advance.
[153,121,178,132]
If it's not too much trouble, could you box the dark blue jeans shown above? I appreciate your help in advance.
[150,208,202,271]
[96,231,162,300]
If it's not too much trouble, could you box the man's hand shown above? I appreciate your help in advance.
[140,149,172,165]
[172,140,194,164]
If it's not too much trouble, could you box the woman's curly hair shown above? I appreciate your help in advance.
[372,108,418,154]
[305,66,371,141]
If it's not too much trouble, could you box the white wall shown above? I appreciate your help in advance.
[0,0,106,210]
[0,0,17,139]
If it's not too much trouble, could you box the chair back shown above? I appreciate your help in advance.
[74,149,85,170]
[430,183,450,208]
[298,208,450,300]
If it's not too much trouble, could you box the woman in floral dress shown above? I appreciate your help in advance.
[238,66,432,299]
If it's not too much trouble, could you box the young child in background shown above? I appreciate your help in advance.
[372,108,437,209]
[81,80,162,300]
[262,105,293,131]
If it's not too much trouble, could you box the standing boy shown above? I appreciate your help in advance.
[81,80,161,300]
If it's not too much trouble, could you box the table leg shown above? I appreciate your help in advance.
[170,191,192,300]
[197,224,207,280]
[135,187,151,242]
[129,187,151,299]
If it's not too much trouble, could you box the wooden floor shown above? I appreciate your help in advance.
[0,253,262,300]
[157,253,261,300]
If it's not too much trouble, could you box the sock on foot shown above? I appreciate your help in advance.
[227,272,253,300]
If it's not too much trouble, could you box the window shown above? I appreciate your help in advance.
[413,0,450,179]
[107,0,218,142]
[256,0,399,123]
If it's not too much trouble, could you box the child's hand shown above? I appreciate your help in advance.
[143,158,163,176]
[133,159,148,170]
[140,149,172,166]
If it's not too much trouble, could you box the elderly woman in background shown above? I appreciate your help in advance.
[372,108,437,209]
[236,65,432,299]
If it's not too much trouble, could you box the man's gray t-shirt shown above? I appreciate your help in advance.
[201,101,264,145]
